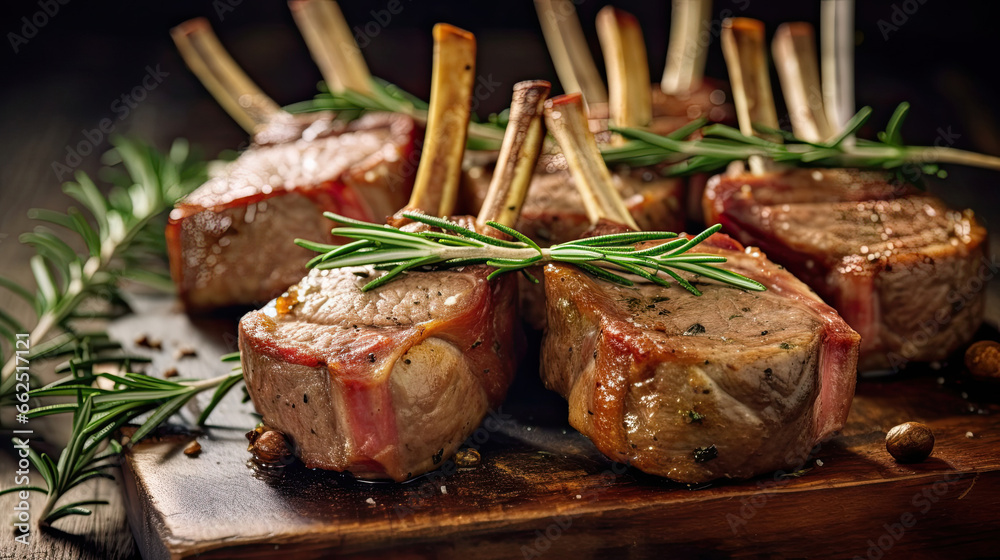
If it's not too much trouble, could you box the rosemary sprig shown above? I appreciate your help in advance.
[0,138,248,527]
[0,359,243,525]
[297,212,766,296]
[293,84,1000,180]
[607,103,1000,178]
[0,138,206,406]
[286,77,508,151]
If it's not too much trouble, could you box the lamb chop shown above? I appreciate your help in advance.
[239,25,550,481]
[703,16,987,370]
[539,91,860,483]
[166,13,418,311]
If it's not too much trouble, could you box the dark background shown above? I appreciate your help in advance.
[1,0,998,178]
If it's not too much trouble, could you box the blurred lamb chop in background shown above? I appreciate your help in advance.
[703,7,987,370]
[167,6,418,311]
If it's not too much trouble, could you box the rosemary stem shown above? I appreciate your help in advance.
[38,491,58,527]
[897,146,1000,170]
[187,373,235,392]
[1,309,57,381]
[1,259,95,383]
[0,163,173,389]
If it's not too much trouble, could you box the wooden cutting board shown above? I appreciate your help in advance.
[110,295,1000,560]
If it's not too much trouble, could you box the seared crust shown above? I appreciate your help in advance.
[238,218,520,481]
[542,233,860,483]
[167,113,418,310]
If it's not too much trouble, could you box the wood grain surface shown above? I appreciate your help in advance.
[107,296,1000,560]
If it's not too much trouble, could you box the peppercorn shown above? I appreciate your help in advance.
[885,422,934,463]
[183,440,202,457]
[965,340,1000,380]
[252,429,292,465]
[455,448,481,468]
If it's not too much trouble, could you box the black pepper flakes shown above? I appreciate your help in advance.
[683,323,706,336]
[693,445,718,463]
[432,448,444,464]
[368,353,376,363]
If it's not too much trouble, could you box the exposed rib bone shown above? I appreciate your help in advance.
[171,18,284,134]
[821,0,855,133]
[289,0,373,95]
[596,6,652,129]
[721,18,779,175]
[534,0,608,108]
[662,0,712,95]
[544,94,639,229]
[477,81,551,229]
[773,22,832,142]
[405,24,476,218]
